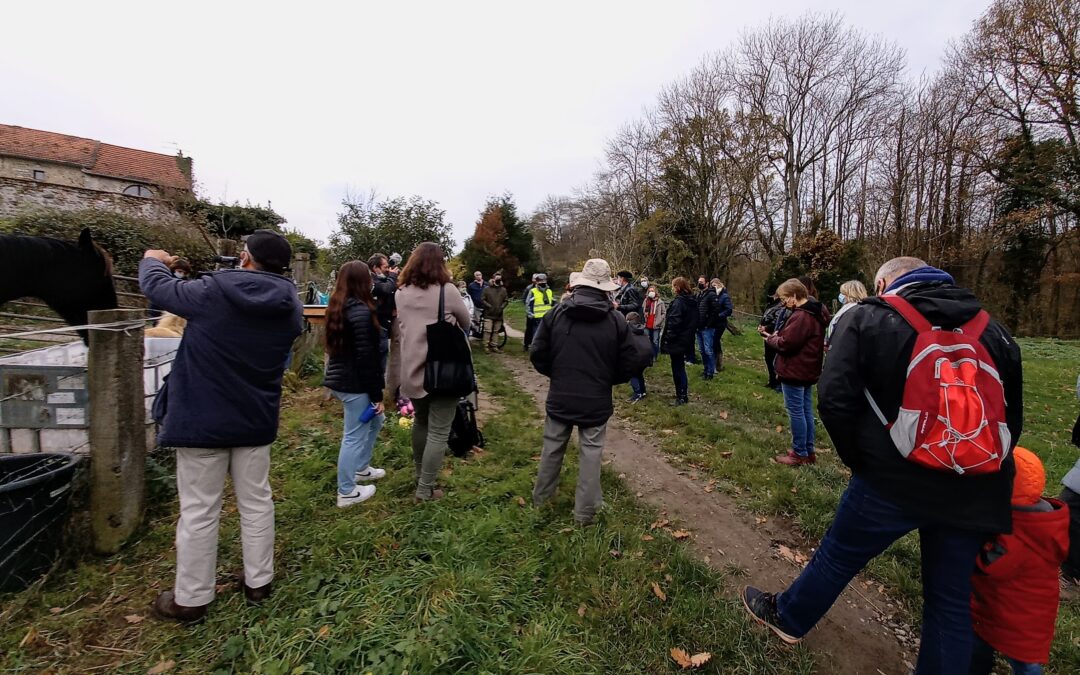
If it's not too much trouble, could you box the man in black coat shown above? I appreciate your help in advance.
[531,258,652,524]
[613,270,642,316]
[741,257,1022,674]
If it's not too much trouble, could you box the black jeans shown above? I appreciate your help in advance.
[670,354,688,397]
[1061,486,1080,579]
[764,343,779,386]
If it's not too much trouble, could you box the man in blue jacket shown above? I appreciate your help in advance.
[141,230,302,623]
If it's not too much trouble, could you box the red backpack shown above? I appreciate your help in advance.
[865,294,1010,475]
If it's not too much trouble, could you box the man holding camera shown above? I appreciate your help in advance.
[140,229,302,623]
[369,252,402,406]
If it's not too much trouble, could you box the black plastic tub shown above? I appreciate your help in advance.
[0,452,82,592]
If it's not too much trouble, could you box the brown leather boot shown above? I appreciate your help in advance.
[152,591,208,624]
[235,570,273,605]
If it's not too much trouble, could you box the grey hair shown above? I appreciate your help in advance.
[874,257,927,286]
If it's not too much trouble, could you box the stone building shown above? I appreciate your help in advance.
[0,124,194,223]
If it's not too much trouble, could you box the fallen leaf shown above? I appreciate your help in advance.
[516,496,526,507]
[671,529,691,540]
[651,581,667,601]
[19,626,38,648]
[720,451,733,458]
[636,492,643,497]
[775,425,783,433]
[650,518,670,530]
[108,562,123,574]
[146,660,176,675]
[317,624,331,639]
[790,486,798,494]
[559,527,574,534]
[691,652,712,667]
[661,429,675,435]
[609,549,622,559]
[530,455,541,461]
[124,614,145,625]
[703,555,712,564]
[577,603,587,617]
[671,648,693,668]
[703,485,714,493]
[777,544,809,566]
[719,411,729,420]
[49,607,63,615]
[665,573,673,582]
[601,459,613,466]
[753,392,763,399]
[755,516,768,525]
[641,534,655,542]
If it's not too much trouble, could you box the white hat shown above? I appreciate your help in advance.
[570,258,617,292]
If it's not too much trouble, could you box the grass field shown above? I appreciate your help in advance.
[0,349,814,674]
[504,298,1080,672]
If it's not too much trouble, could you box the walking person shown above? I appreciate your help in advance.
[660,277,699,406]
[613,270,642,316]
[396,242,472,501]
[760,295,783,391]
[525,273,554,349]
[742,257,1023,675]
[323,261,387,508]
[642,284,666,359]
[760,279,830,466]
[141,230,302,622]
[825,280,867,350]
[481,272,509,352]
[531,259,651,524]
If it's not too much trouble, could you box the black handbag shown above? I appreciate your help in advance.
[423,285,475,397]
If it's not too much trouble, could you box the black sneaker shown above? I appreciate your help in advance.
[740,586,801,644]
[628,393,646,403]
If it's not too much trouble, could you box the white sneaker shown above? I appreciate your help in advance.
[355,466,387,481]
[336,484,376,508]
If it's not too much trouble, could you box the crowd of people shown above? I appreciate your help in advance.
[136,234,1079,673]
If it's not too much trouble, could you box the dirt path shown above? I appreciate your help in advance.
[495,353,916,675]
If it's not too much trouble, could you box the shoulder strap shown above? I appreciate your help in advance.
[959,309,990,339]
[436,284,446,323]
[880,294,932,332]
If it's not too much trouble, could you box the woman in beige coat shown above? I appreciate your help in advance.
[395,242,472,501]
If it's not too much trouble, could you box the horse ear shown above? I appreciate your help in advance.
[78,228,95,251]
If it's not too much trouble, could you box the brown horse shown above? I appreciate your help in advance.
[0,228,118,344]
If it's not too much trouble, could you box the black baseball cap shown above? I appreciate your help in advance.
[617,270,633,281]
[245,230,292,274]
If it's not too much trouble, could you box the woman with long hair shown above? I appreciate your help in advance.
[323,261,387,507]
[395,242,472,501]
[660,277,699,406]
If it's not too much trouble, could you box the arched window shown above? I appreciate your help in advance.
[123,184,154,198]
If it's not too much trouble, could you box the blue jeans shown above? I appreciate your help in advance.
[781,383,815,456]
[332,391,385,495]
[969,635,1041,675]
[777,476,987,675]
[630,372,646,397]
[646,328,661,359]
[670,355,688,396]
[700,328,717,377]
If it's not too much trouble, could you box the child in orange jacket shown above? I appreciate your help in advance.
[969,447,1070,674]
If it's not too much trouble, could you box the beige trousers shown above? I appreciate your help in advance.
[174,445,274,606]
[385,317,403,406]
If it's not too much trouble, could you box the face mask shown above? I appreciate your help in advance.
[647,291,656,299]
[173,272,186,279]
[698,282,706,290]
[838,293,847,304]
[640,281,648,288]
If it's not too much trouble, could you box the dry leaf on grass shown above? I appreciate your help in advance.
[636,492,643,497]
[124,615,144,625]
[19,626,38,648]
[720,451,733,458]
[790,486,798,494]
[775,425,784,433]
[651,581,667,601]
[146,660,176,675]
[671,530,691,540]
[530,455,541,461]
[641,534,655,542]
[649,518,670,530]
[703,485,714,493]
[671,648,712,669]
[317,624,331,639]
[515,496,526,507]
[559,527,574,534]
[754,516,768,525]
[719,411,729,420]
[777,544,809,566]
[609,549,622,559]
[577,603,587,617]
[753,392,763,399]
[49,607,63,615]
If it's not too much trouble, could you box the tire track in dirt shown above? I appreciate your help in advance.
[496,352,916,675]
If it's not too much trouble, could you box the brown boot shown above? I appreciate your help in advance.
[236,571,273,606]
[152,591,208,624]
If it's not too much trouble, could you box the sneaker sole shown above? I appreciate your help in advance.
[740,587,802,645]
[337,491,376,508]
[354,474,385,482]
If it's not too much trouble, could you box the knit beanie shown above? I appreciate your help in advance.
[1010,446,1045,506]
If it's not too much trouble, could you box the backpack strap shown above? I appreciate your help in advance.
[958,309,990,339]
[880,294,932,332]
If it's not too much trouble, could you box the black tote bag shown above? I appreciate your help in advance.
[423,285,475,397]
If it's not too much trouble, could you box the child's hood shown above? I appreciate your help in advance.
[1011,498,1071,564]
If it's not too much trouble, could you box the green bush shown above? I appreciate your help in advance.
[0,209,214,275]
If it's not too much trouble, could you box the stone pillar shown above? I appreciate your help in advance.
[87,309,146,554]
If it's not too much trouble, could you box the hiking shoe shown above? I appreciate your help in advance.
[628,393,646,403]
[152,591,208,625]
[775,450,815,466]
[337,484,376,507]
[741,586,801,644]
[355,466,386,481]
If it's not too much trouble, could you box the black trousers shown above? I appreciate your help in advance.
[1061,486,1080,579]
[524,317,538,349]
[764,343,779,386]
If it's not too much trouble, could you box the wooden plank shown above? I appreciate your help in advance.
[0,312,66,324]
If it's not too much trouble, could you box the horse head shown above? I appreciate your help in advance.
[50,229,119,343]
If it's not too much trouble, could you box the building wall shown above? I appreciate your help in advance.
[0,156,147,194]
[0,176,183,224]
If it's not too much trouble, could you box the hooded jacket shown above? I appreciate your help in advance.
[530,286,651,427]
[970,499,1070,664]
[322,298,386,400]
[140,259,303,448]
[818,277,1023,534]
[765,300,830,386]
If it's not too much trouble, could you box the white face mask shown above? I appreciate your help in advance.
[640,280,649,288]
[173,272,186,279]
[647,291,656,299]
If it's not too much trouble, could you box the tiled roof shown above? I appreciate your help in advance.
[0,124,193,191]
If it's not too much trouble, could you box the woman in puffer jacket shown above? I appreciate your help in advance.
[323,261,388,508]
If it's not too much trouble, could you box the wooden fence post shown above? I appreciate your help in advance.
[87,309,146,554]
[289,253,321,373]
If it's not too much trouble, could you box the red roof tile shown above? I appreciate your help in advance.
[0,124,192,191]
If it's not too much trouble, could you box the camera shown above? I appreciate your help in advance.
[213,255,241,268]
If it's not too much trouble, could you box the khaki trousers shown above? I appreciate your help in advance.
[385,317,403,405]
[532,417,607,523]
[174,445,274,606]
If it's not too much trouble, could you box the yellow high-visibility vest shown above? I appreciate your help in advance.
[530,287,554,317]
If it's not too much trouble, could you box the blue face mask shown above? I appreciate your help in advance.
[838,293,847,304]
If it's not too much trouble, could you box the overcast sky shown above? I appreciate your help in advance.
[1,0,989,252]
